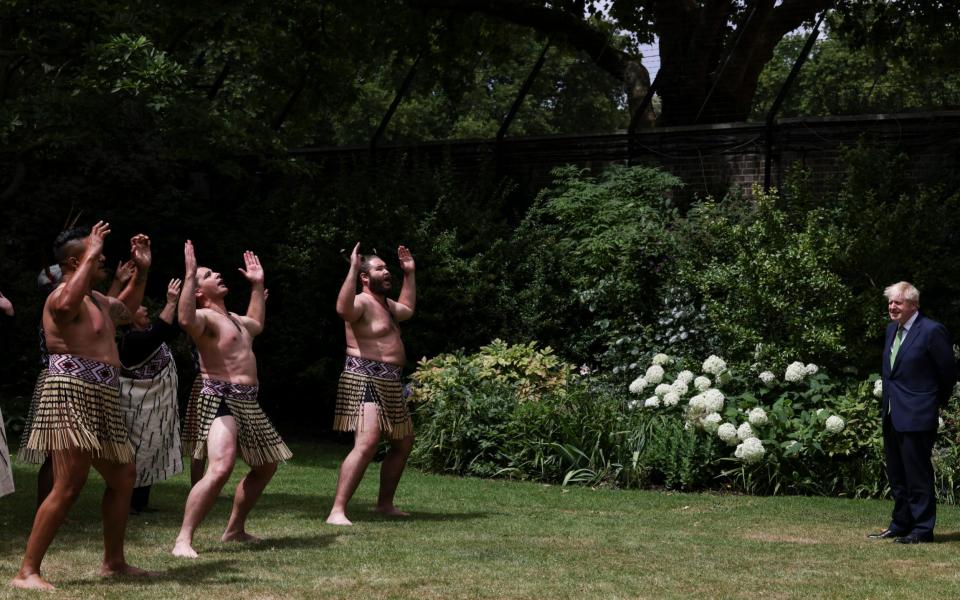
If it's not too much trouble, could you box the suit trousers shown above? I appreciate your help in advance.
[883,415,937,535]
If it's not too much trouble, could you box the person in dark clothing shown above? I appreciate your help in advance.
[116,278,184,513]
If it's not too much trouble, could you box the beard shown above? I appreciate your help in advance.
[368,277,391,296]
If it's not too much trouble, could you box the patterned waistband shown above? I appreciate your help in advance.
[343,356,402,381]
[123,344,173,380]
[201,378,259,402]
[48,354,120,387]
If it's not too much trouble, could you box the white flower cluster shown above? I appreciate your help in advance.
[702,355,727,376]
[717,423,738,445]
[644,396,660,408]
[737,422,754,441]
[759,371,776,385]
[694,376,712,392]
[703,389,725,413]
[825,415,845,433]
[748,407,768,426]
[735,437,766,463]
[805,363,819,375]
[652,353,671,366]
[627,398,640,410]
[676,370,695,384]
[629,376,647,395]
[645,365,665,384]
[784,361,807,382]
[940,417,946,432]
[662,391,681,407]
[702,412,722,432]
[655,383,672,396]
[873,379,883,398]
[671,380,689,396]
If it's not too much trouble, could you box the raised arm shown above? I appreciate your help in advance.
[392,245,416,321]
[159,278,182,325]
[0,291,12,317]
[51,221,110,321]
[106,259,136,298]
[115,233,151,314]
[239,250,265,336]
[178,240,207,339]
[336,242,366,322]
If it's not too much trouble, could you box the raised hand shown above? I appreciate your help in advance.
[166,278,183,303]
[238,250,264,286]
[115,259,136,285]
[184,240,197,278]
[398,245,415,274]
[86,220,111,259]
[349,242,361,272]
[130,233,152,270]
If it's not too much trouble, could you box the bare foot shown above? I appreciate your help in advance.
[325,512,353,526]
[221,531,261,543]
[100,563,159,578]
[172,539,199,559]
[375,505,410,518]
[10,573,55,591]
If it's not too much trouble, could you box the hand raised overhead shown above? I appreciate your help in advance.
[184,240,197,277]
[167,278,183,303]
[238,250,264,286]
[130,233,152,270]
[115,259,136,285]
[86,220,111,258]
[398,245,415,274]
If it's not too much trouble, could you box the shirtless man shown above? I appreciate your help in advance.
[327,243,416,526]
[11,222,153,591]
[172,241,291,558]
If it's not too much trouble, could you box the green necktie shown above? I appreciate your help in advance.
[890,326,904,368]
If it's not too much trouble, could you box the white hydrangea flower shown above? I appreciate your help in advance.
[702,412,722,433]
[939,417,946,432]
[873,379,883,398]
[694,376,712,392]
[748,407,769,426]
[737,422,755,441]
[662,391,680,407]
[825,415,845,433]
[654,383,672,396]
[703,388,725,413]
[805,363,819,375]
[644,396,661,408]
[785,361,807,382]
[759,371,776,385]
[627,399,640,410]
[645,365,665,384]
[676,370,695,384]
[702,355,727,376]
[670,380,689,396]
[652,353,671,366]
[717,423,739,445]
[816,408,826,416]
[735,437,766,463]
[688,394,707,414]
[628,376,648,395]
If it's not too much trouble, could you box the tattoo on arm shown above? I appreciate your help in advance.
[109,299,133,325]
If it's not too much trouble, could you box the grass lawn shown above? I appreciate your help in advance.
[2,440,960,599]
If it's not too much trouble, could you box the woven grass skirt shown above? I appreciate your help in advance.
[26,354,133,463]
[333,356,412,440]
[17,368,49,464]
[192,378,292,467]
[119,344,183,487]
[180,374,203,457]
[0,406,13,497]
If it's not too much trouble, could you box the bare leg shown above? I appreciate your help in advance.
[326,403,382,526]
[36,457,53,511]
[375,433,414,517]
[172,417,237,558]
[92,458,154,578]
[190,457,206,488]
[10,447,91,591]
[221,461,277,543]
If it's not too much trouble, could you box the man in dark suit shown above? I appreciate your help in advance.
[869,281,956,543]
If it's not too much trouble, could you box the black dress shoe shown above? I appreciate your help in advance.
[894,533,934,544]
[867,528,906,539]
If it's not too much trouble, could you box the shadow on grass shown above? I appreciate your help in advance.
[934,531,960,543]
[62,559,247,587]
[208,532,338,553]
[336,505,493,523]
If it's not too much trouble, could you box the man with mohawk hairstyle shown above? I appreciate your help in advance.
[11,221,155,591]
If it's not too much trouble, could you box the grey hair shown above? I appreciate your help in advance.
[883,281,920,305]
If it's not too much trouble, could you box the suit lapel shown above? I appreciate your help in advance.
[891,314,923,375]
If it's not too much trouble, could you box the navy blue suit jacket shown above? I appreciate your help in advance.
[881,313,957,432]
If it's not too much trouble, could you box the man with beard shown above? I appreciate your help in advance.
[327,243,416,526]
[11,222,154,591]
[172,241,291,558]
